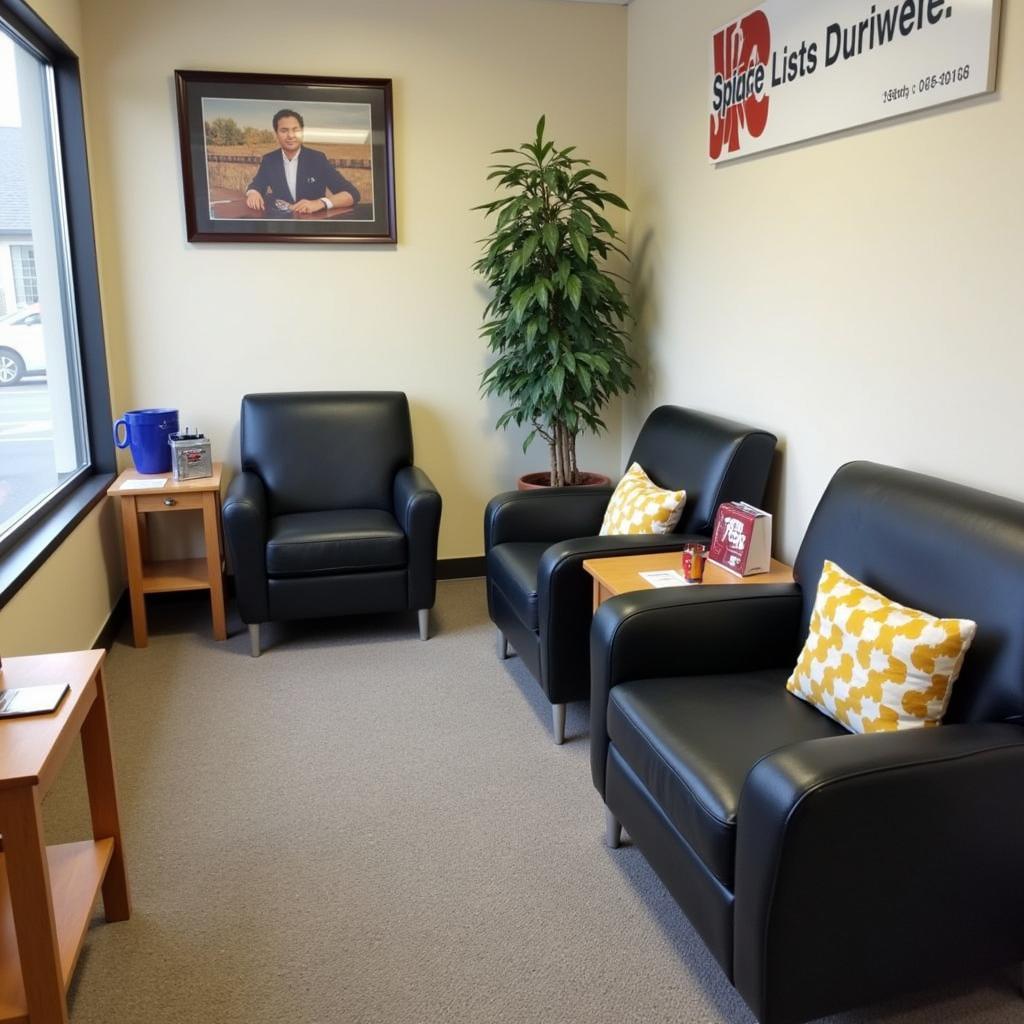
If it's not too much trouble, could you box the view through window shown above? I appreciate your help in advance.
[0,27,89,542]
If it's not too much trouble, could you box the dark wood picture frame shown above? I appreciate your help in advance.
[174,70,396,244]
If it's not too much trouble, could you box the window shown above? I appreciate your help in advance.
[11,244,38,304]
[0,0,114,604]
[0,28,89,541]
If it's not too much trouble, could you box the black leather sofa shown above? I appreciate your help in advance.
[591,461,1024,1024]
[223,392,441,655]
[484,405,777,743]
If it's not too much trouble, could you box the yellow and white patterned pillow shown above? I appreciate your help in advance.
[786,560,976,734]
[599,463,686,536]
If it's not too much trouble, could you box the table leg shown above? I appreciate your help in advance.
[119,495,148,648]
[137,510,150,562]
[80,668,131,922]
[0,786,69,1023]
[202,491,227,641]
[592,578,601,613]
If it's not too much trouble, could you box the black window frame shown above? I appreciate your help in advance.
[0,0,115,608]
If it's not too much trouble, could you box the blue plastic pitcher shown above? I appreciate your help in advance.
[113,408,179,474]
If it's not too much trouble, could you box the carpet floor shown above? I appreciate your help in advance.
[42,579,1021,1023]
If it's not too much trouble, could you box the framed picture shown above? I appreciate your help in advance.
[174,70,396,244]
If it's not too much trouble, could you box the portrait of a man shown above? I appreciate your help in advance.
[175,72,396,243]
[242,109,360,216]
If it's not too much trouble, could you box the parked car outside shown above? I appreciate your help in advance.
[0,304,45,386]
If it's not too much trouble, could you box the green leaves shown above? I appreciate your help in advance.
[569,230,589,261]
[473,115,636,466]
[566,274,582,310]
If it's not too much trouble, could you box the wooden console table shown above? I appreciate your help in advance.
[584,552,794,611]
[0,650,130,1024]
[108,464,227,647]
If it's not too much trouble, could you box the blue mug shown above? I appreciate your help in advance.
[113,408,179,474]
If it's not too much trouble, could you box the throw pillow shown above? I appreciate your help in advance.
[599,463,686,536]
[786,560,976,734]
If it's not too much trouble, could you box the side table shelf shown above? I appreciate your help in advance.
[108,464,227,648]
[0,840,114,1022]
[0,650,131,1024]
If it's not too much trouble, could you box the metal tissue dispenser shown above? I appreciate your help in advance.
[168,429,213,481]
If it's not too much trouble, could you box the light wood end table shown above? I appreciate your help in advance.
[583,552,794,612]
[0,649,130,1024]
[107,463,227,647]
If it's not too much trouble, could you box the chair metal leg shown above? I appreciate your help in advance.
[249,624,261,658]
[552,703,566,745]
[605,808,622,849]
[418,609,430,641]
[496,629,510,660]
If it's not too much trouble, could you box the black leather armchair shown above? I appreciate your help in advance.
[484,405,777,742]
[223,392,441,655]
[591,461,1024,1024]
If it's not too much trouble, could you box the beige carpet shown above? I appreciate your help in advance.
[43,579,1021,1023]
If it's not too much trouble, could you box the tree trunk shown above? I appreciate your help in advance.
[548,422,582,486]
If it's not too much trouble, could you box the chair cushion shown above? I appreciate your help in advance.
[266,509,407,577]
[608,671,846,886]
[487,542,549,632]
[787,560,977,734]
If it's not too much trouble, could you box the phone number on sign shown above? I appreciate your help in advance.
[882,64,971,104]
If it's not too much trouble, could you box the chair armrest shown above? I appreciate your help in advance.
[536,533,716,705]
[393,465,442,610]
[483,486,613,550]
[222,470,269,623]
[734,723,1024,1024]
[590,584,803,796]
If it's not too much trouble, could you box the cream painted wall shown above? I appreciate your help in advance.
[625,1,1022,560]
[30,0,80,50]
[0,0,127,655]
[81,0,628,560]
[0,500,124,654]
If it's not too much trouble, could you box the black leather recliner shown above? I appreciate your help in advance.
[223,392,441,655]
[484,405,777,742]
[591,461,1024,1024]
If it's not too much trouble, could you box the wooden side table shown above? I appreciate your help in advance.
[584,552,794,611]
[0,650,130,1024]
[107,464,227,647]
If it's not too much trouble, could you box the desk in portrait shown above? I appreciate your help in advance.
[207,186,374,222]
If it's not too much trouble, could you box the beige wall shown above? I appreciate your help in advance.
[82,0,628,559]
[31,0,80,51]
[0,0,126,656]
[625,1,1023,560]
[0,500,124,654]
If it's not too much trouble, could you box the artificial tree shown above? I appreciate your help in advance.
[474,117,635,487]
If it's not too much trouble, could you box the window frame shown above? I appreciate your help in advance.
[0,0,115,608]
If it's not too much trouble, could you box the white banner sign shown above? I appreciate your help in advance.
[709,0,1002,162]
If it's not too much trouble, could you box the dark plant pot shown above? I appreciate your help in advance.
[517,471,611,491]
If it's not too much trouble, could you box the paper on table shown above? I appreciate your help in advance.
[121,478,167,489]
[639,569,692,588]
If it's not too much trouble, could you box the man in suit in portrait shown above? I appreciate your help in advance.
[245,109,360,214]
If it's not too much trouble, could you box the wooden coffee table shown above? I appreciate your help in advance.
[0,650,130,1024]
[583,551,793,611]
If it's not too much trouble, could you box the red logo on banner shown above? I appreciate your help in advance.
[710,13,771,160]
